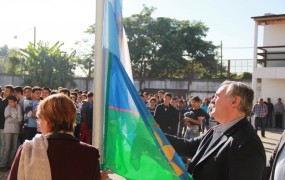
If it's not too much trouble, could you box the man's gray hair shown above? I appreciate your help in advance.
[221,80,254,116]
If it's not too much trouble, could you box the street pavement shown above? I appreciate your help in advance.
[1,128,283,180]
[259,128,283,161]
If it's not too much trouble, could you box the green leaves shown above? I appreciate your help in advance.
[7,41,76,88]
[124,6,220,80]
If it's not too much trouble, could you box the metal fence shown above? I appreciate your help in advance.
[222,59,253,74]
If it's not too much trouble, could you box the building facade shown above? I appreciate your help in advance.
[252,14,285,128]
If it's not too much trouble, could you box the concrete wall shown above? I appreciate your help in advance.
[261,79,285,103]
[72,78,94,91]
[135,79,252,100]
[264,24,285,46]
[261,79,285,128]
[0,74,95,91]
[0,74,23,87]
[264,24,285,67]
[132,79,233,96]
[0,73,251,99]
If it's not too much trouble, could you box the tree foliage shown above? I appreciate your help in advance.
[123,6,156,80]
[0,45,9,57]
[7,41,76,88]
[0,45,10,73]
[123,6,220,79]
[76,6,222,81]
[73,24,95,79]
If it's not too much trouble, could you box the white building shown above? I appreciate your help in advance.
[252,14,285,128]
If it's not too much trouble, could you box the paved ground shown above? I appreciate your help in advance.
[0,170,9,180]
[259,128,283,161]
[1,128,283,180]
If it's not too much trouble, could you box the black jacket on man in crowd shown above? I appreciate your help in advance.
[154,103,179,135]
[0,98,8,129]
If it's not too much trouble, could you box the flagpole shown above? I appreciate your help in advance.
[94,0,105,164]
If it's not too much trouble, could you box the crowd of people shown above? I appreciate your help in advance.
[0,85,95,174]
[141,82,285,180]
[0,81,284,179]
[141,89,284,140]
[252,97,284,138]
[141,90,218,139]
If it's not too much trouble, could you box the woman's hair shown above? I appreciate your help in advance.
[37,94,76,133]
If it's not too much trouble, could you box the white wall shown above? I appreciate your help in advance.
[254,67,285,79]
[0,74,23,87]
[261,79,285,128]
[263,24,285,67]
[264,24,285,45]
[261,79,285,103]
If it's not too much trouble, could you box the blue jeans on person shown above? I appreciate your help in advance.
[184,126,200,139]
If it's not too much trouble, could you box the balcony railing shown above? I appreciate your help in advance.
[257,45,285,67]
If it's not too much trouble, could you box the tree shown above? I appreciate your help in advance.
[124,6,220,80]
[74,24,95,79]
[180,20,219,79]
[8,41,76,88]
[124,5,156,82]
[147,17,188,78]
[0,45,10,73]
[0,45,9,57]
[73,24,95,90]
[78,5,223,87]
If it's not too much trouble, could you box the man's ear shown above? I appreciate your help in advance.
[231,96,241,108]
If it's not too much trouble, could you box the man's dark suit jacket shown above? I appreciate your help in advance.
[267,130,285,180]
[8,133,101,180]
[166,118,266,180]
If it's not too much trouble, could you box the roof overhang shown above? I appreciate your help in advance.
[251,14,285,25]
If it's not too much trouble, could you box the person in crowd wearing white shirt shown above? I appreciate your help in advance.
[0,95,21,171]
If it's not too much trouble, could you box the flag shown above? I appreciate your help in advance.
[102,0,191,179]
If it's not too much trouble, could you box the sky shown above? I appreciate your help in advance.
[0,0,284,62]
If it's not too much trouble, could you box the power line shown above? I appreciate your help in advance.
[222,58,253,60]
[222,47,253,49]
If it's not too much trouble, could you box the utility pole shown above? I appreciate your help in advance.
[220,41,223,77]
[227,60,231,79]
[34,26,36,47]
[34,26,37,82]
